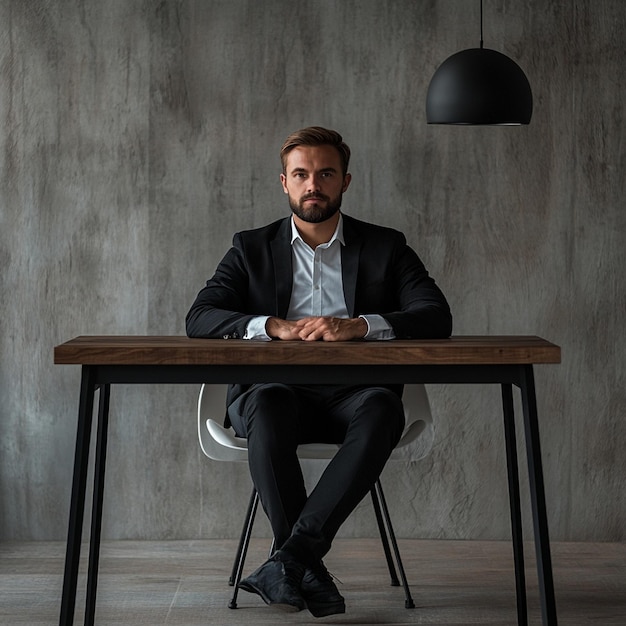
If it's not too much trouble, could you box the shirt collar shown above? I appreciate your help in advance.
[290,213,345,247]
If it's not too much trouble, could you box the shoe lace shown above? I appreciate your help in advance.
[312,562,343,586]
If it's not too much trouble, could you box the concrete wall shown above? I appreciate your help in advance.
[1,0,624,542]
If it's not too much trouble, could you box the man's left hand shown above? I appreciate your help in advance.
[294,317,368,341]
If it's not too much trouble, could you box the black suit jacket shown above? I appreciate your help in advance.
[186,213,452,414]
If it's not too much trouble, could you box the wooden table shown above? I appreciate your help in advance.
[54,336,561,626]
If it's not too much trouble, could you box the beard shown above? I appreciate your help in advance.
[289,192,343,224]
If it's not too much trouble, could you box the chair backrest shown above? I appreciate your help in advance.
[198,383,434,463]
[197,383,249,462]
[389,383,434,461]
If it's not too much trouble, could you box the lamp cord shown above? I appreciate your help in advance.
[480,0,484,48]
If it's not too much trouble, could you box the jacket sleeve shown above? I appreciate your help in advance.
[376,234,452,339]
[185,234,256,339]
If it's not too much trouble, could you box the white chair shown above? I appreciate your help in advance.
[197,383,434,609]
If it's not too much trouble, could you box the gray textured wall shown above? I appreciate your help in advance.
[1,0,624,543]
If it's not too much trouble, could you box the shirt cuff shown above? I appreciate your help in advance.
[243,316,272,341]
[359,314,396,340]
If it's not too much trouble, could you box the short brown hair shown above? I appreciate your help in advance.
[280,126,351,176]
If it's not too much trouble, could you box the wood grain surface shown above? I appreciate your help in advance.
[54,336,561,366]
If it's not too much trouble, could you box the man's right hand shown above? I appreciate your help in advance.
[265,317,306,341]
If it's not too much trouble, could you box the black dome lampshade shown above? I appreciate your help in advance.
[426,0,533,125]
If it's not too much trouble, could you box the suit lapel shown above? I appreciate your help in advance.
[270,218,293,318]
[340,215,362,317]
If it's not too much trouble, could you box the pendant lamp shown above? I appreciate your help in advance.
[426,0,532,125]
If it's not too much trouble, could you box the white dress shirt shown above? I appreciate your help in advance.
[244,215,395,341]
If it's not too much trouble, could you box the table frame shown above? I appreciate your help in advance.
[55,337,560,626]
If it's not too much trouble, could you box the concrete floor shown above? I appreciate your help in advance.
[1,538,624,625]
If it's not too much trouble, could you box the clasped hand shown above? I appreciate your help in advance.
[266,316,367,341]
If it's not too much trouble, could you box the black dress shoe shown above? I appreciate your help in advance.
[301,562,346,618]
[238,549,306,612]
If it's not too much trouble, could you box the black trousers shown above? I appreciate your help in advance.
[228,383,405,568]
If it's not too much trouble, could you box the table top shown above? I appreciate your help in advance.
[54,336,561,366]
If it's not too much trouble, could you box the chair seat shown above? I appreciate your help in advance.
[206,418,340,459]
[200,383,434,463]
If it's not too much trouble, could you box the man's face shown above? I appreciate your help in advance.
[280,145,351,224]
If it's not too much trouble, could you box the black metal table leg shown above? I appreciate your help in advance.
[59,366,98,626]
[84,383,111,626]
[518,366,558,626]
[501,384,528,626]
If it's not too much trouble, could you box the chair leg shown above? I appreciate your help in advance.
[228,488,259,609]
[229,489,258,585]
[229,483,415,609]
[373,479,416,609]
[370,486,400,586]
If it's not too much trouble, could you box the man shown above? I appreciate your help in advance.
[186,126,452,617]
